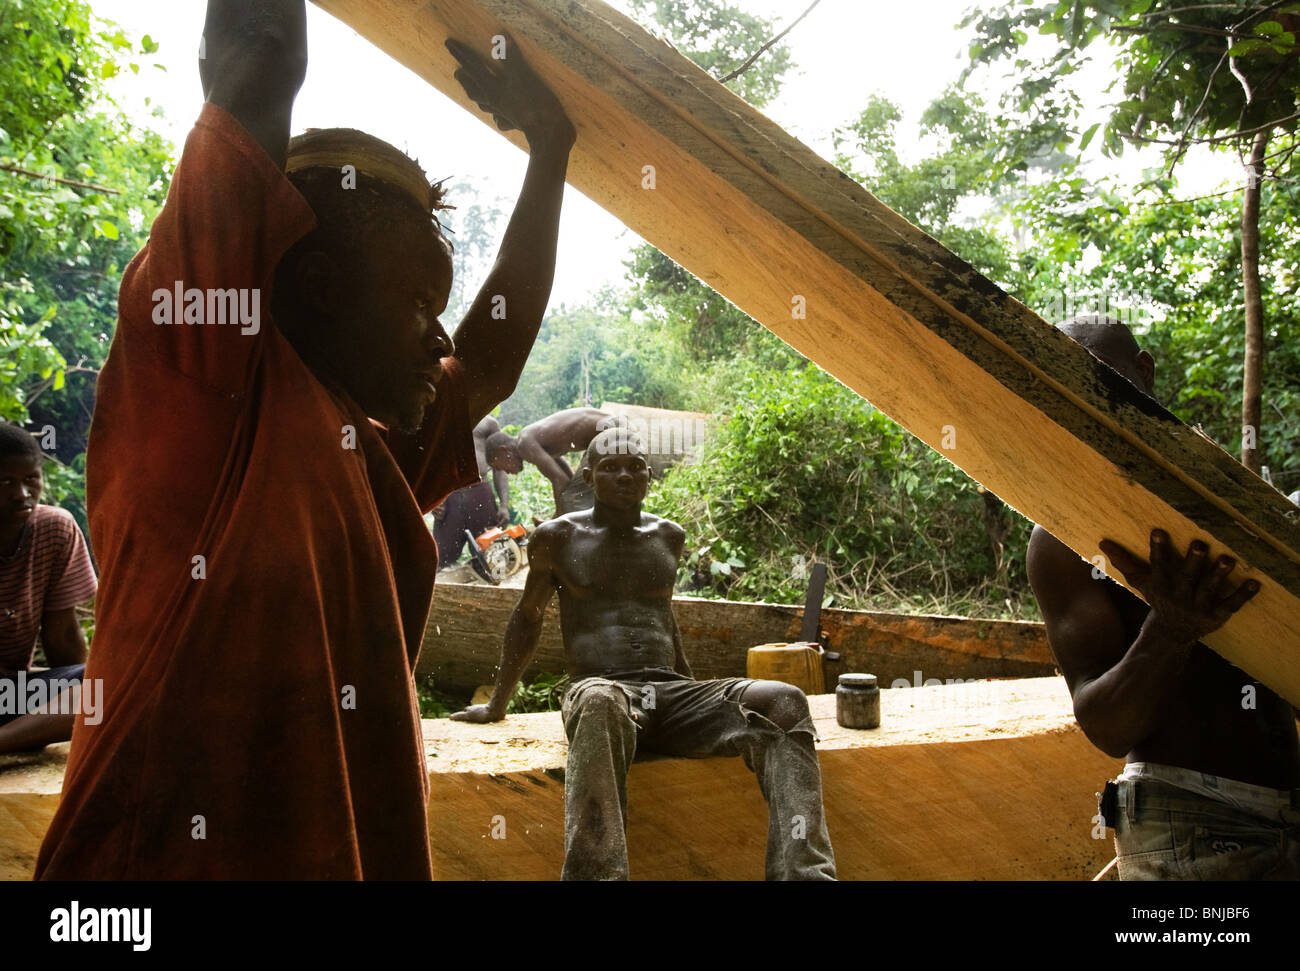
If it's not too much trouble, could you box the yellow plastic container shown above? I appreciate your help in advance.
[746,642,825,695]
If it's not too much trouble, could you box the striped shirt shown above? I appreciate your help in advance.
[0,504,97,676]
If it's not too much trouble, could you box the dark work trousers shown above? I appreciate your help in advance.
[432,479,497,568]
[559,673,837,880]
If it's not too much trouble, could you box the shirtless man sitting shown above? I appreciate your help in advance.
[484,407,611,512]
[1028,314,1300,880]
[453,427,837,880]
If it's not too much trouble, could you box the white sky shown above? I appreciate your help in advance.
[91,0,1240,306]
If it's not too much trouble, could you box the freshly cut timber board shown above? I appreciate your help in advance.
[310,0,1300,703]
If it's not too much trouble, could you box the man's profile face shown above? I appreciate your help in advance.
[332,212,455,432]
[490,445,524,474]
[0,454,42,530]
[586,451,650,509]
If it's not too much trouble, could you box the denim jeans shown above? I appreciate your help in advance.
[1113,763,1300,880]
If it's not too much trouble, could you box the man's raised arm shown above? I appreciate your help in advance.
[450,522,565,723]
[444,36,577,424]
[200,1,307,169]
[492,467,511,527]
[1028,526,1259,758]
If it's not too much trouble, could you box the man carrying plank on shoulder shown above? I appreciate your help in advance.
[1028,314,1300,880]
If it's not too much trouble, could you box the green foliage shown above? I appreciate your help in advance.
[502,451,556,524]
[627,0,792,108]
[0,0,173,531]
[506,671,570,714]
[963,1,1300,155]
[648,364,1036,618]
[833,87,1031,288]
[1013,161,1300,479]
[498,298,690,425]
[416,677,458,719]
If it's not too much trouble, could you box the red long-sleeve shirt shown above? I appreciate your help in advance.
[36,103,476,879]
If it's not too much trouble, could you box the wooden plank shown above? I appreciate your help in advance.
[310,0,1300,702]
[422,682,1121,880]
[418,582,1056,693]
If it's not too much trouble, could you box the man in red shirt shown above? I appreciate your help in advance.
[0,424,98,754]
[36,1,575,879]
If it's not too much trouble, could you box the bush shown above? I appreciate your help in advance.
[648,363,1036,618]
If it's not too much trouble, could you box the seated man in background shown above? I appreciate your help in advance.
[433,415,513,568]
[484,406,611,513]
[0,424,98,755]
[1028,314,1300,880]
[453,427,836,880]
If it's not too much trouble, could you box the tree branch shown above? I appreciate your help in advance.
[0,164,121,195]
[718,0,823,84]
[1125,111,1299,148]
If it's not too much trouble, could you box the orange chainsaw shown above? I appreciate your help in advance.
[464,523,532,584]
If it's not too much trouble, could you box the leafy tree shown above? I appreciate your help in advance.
[963,0,1300,470]
[0,0,173,528]
[622,0,805,369]
[440,179,507,325]
[497,299,688,425]
[627,0,792,107]
[833,87,1033,290]
[649,364,1036,617]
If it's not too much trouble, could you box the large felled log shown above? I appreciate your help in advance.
[0,685,1118,881]
[0,745,68,881]
[423,679,1121,880]
[418,582,1055,693]
[310,0,1300,702]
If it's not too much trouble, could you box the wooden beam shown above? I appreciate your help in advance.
[419,582,1055,693]
[311,0,1300,702]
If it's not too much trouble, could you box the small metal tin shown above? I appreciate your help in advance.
[836,672,880,729]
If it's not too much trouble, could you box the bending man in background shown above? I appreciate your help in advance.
[433,415,514,568]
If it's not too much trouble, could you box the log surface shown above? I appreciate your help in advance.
[311,0,1300,702]
[423,679,1123,879]
[419,582,1055,692]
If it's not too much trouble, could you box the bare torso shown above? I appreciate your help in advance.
[1106,581,1300,787]
[519,408,610,460]
[539,510,683,677]
[1030,525,1299,789]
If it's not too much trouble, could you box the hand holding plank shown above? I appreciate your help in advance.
[1099,529,1261,647]
[446,34,576,149]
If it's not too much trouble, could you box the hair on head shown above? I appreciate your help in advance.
[485,430,518,455]
[0,423,43,463]
[1056,313,1142,359]
[583,427,648,470]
